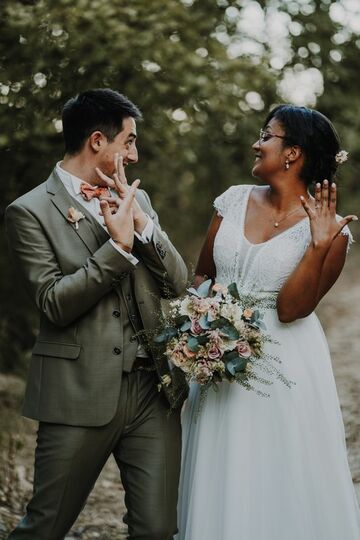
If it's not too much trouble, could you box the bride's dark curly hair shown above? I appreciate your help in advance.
[264,104,341,186]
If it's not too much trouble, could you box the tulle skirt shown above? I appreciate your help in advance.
[176,311,360,540]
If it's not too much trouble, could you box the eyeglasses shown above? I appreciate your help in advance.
[259,129,287,144]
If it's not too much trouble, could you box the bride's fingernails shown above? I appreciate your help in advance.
[351,216,358,221]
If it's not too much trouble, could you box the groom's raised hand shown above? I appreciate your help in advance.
[100,179,140,253]
[95,153,149,234]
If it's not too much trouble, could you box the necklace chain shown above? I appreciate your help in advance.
[267,190,310,228]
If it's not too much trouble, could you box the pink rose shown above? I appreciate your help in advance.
[208,345,221,360]
[236,341,251,358]
[190,318,203,335]
[212,283,228,295]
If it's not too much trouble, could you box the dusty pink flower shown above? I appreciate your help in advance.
[208,299,220,318]
[236,341,251,358]
[194,361,213,384]
[190,317,203,335]
[243,308,253,319]
[207,345,221,360]
[212,283,228,295]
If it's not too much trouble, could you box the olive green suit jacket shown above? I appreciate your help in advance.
[6,170,189,426]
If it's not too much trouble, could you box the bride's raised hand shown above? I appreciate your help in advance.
[300,180,357,249]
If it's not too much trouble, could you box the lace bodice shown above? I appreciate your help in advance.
[213,184,352,296]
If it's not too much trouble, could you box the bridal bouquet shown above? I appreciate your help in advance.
[154,280,287,393]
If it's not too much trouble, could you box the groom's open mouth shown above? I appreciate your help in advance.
[254,153,262,160]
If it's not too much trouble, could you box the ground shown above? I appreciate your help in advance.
[0,254,359,539]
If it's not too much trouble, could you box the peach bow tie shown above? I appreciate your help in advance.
[80,183,110,201]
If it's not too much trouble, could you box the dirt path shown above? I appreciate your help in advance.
[1,254,359,539]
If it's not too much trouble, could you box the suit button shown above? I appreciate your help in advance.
[113,347,122,355]
[130,336,137,343]
[112,310,121,318]
[126,294,131,301]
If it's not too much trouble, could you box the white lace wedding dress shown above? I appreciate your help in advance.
[176,185,360,540]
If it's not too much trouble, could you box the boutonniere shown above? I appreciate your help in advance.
[67,207,85,229]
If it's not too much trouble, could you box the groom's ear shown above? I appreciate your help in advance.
[89,131,106,153]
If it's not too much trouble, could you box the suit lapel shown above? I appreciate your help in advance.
[46,170,110,253]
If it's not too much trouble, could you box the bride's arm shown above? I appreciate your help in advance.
[193,213,222,288]
[277,181,356,323]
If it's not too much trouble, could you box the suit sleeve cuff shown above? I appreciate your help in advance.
[109,239,139,265]
[134,215,154,244]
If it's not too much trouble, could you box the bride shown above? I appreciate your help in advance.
[176,105,360,539]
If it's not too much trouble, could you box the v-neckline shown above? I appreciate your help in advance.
[241,185,309,247]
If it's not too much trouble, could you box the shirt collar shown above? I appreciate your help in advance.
[56,161,93,196]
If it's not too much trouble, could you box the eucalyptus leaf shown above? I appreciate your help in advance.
[186,287,200,297]
[199,314,211,329]
[154,327,178,343]
[187,336,202,352]
[180,320,192,331]
[225,356,248,376]
[220,324,239,340]
[227,282,240,299]
[197,279,212,298]
[197,334,210,345]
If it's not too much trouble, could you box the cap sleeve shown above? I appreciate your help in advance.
[213,185,250,219]
[337,215,355,253]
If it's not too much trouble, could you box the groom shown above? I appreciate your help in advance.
[6,89,188,539]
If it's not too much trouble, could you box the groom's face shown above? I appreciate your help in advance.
[99,117,138,176]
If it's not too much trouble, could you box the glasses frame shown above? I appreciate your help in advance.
[259,129,287,144]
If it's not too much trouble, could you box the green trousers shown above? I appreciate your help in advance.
[8,370,182,540]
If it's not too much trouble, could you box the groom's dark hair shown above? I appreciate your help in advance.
[62,89,142,155]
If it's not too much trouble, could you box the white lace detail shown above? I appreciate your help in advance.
[213,184,353,296]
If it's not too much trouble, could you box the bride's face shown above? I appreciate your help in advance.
[251,118,289,180]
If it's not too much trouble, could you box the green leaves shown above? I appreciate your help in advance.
[209,317,239,340]
[223,351,248,377]
[227,282,240,300]
[186,279,212,298]
[154,327,178,343]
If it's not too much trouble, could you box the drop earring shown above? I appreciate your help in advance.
[285,158,290,170]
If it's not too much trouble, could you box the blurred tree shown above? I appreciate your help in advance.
[0,0,359,373]
[0,0,277,372]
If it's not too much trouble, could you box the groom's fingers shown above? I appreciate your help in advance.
[99,200,112,222]
[122,179,140,211]
[95,167,115,189]
[113,171,128,197]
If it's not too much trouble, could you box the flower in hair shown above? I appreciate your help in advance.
[335,150,349,164]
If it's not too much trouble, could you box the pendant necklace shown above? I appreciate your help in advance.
[268,191,310,228]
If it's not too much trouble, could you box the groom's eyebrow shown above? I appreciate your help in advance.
[126,132,137,140]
